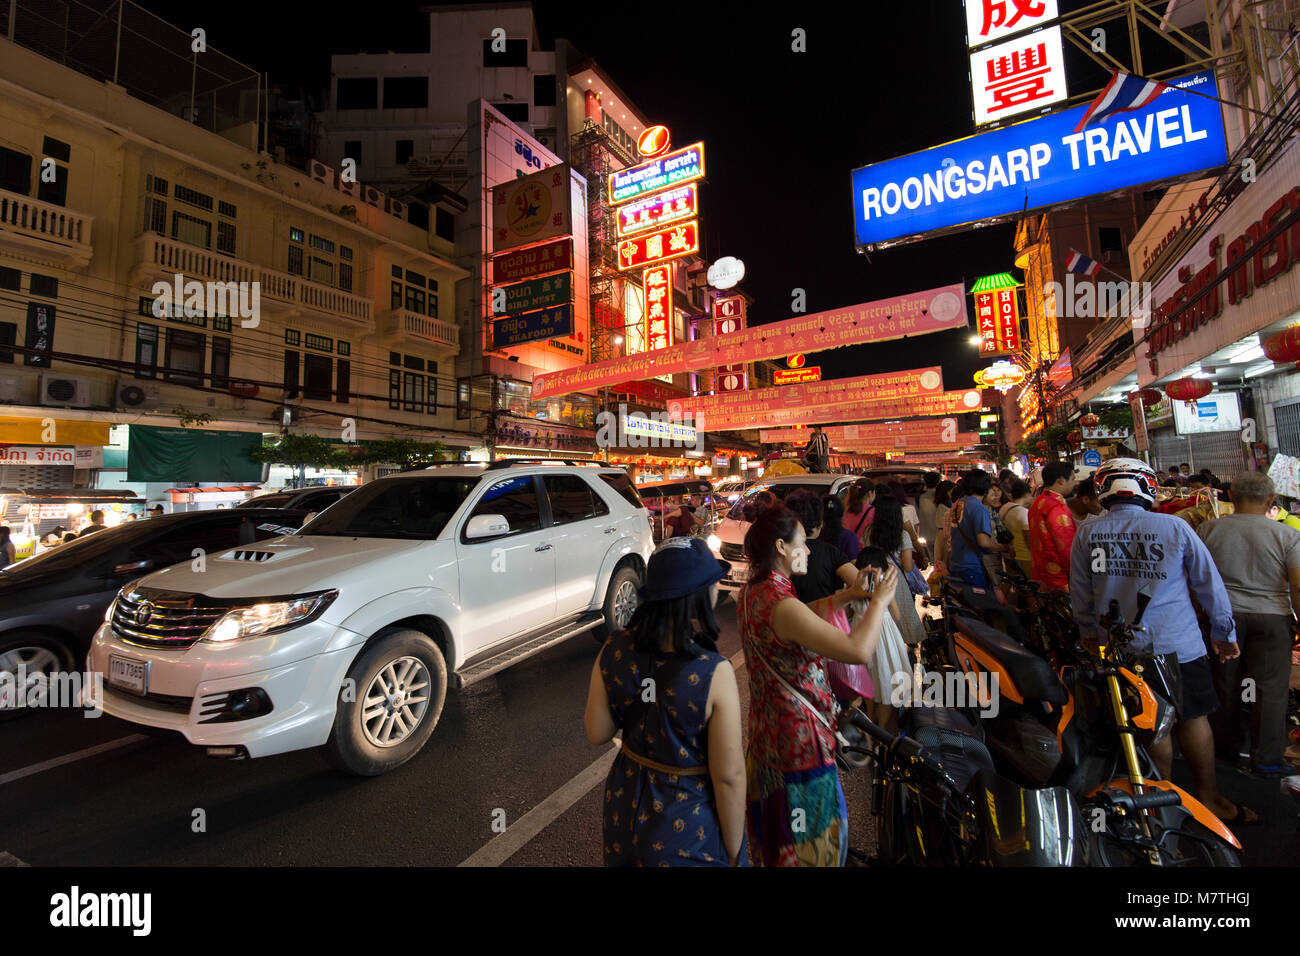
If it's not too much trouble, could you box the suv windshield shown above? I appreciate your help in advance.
[725,481,842,521]
[298,476,480,539]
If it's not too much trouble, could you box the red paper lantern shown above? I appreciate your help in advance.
[1263,326,1300,368]
[1036,440,1048,452]
[1067,430,1083,445]
[1129,388,1162,408]
[1080,413,1099,427]
[1165,377,1212,406]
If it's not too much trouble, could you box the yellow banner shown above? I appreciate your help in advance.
[0,417,112,446]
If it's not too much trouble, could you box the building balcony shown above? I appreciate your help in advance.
[132,233,374,328]
[380,308,459,354]
[0,188,94,266]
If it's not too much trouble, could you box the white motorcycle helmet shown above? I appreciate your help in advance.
[1095,457,1159,510]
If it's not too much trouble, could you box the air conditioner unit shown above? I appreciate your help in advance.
[118,383,161,408]
[386,197,407,219]
[0,375,26,404]
[39,373,92,408]
[307,159,335,188]
[337,178,360,198]
[362,185,384,208]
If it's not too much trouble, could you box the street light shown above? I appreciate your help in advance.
[968,335,982,346]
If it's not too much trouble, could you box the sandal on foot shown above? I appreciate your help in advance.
[1219,802,1262,826]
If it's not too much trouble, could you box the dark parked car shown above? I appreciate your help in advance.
[237,486,354,513]
[0,509,305,717]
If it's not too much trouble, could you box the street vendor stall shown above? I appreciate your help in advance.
[0,488,147,560]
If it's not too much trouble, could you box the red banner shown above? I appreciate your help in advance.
[672,368,942,420]
[699,390,984,432]
[838,433,979,453]
[531,283,969,399]
[761,419,963,444]
[492,238,573,283]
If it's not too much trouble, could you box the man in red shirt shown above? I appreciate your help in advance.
[1029,461,1078,591]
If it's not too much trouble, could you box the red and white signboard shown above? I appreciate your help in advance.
[971,25,1067,126]
[617,221,699,271]
[975,286,1021,355]
[718,365,747,392]
[705,389,981,432]
[674,367,942,419]
[966,0,1060,47]
[713,295,747,391]
[492,237,573,283]
[532,284,967,399]
[617,185,698,237]
[642,265,673,351]
[492,165,572,252]
[761,420,960,444]
[0,445,75,465]
[774,367,822,385]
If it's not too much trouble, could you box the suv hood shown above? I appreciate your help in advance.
[134,534,437,599]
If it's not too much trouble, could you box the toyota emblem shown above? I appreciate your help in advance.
[136,601,154,627]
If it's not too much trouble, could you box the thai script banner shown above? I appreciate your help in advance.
[673,368,942,419]
[761,419,962,444]
[700,390,983,432]
[531,284,968,399]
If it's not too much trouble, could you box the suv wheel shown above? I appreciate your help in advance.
[324,629,447,776]
[0,633,75,721]
[595,566,641,641]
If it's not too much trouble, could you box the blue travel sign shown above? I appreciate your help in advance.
[851,71,1229,248]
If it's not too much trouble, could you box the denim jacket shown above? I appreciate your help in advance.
[1068,503,1236,662]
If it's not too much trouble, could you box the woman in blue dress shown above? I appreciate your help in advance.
[584,537,748,866]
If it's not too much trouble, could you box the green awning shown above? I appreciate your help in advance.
[126,425,262,482]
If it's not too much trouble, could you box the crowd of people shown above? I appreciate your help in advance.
[585,457,1300,866]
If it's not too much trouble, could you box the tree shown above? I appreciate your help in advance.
[251,434,343,486]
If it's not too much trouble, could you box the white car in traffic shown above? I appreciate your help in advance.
[89,463,652,775]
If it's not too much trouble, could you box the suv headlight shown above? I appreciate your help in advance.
[205,590,338,643]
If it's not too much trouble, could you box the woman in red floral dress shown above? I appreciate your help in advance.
[738,504,898,866]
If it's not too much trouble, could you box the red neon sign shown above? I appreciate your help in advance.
[643,265,672,351]
[637,125,671,158]
[617,221,699,271]
[616,184,698,237]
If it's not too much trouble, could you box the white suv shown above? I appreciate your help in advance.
[88,462,652,775]
[708,474,862,591]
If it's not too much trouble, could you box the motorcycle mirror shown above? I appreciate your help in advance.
[1133,586,1152,627]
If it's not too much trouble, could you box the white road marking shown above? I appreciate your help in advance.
[457,743,622,868]
[0,851,29,866]
[0,735,151,787]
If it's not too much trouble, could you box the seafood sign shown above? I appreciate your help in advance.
[531,283,967,399]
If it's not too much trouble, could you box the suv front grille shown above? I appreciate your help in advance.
[111,588,228,649]
[720,542,746,563]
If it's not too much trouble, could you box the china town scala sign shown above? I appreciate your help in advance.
[974,360,1026,392]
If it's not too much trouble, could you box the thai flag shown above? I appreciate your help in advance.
[1065,249,1102,276]
[1073,71,1169,134]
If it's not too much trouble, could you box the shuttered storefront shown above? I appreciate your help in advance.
[1272,397,1300,459]
[0,464,75,490]
[1149,428,1247,479]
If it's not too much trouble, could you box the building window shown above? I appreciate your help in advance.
[0,321,16,363]
[0,147,32,194]
[216,220,236,255]
[283,349,300,398]
[147,196,167,234]
[435,207,455,242]
[343,141,362,165]
[24,303,55,367]
[389,369,401,409]
[405,286,425,313]
[402,371,424,411]
[212,336,231,389]
[135,323,158,378]
[383,77,427,109]
[395,140,415,165]
[426,374,438,412]
[284,329,301,346]
[218,200,237,218]
[147,175,169,195]
[303,353,332,400]
[174,184,214,211]
[1099,227,1124,257]
[457,378,470,419]
[42,136,71,162]
[172,211,211,248]
[164,328,204,385]
[391,281,403,311]
[305,333,333,352]
[288,245,304,276]
[0,266,19,291]
[289,226,304,243]
[337,359,351,404]
[310,256,334,286]
[213,315,231,333]
[336,77,378,110]
[36,163,68,207]
[30,274,57,298]
[482,38,528,67]
[339,262,353,292]
[493,102,529,123]
[309,234,335,254]
[533,74,557,107]
[339,245,353,261]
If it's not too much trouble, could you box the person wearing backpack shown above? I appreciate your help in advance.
[585,537,747,866]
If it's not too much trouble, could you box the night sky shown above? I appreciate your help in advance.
[135,0,1120,393]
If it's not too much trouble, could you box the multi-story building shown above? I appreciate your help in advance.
[0,4,470,496]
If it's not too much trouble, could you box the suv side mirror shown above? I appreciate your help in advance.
[465,514,510,540]
[112,559,154,576]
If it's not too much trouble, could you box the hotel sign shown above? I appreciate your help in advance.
[610,142,705,204]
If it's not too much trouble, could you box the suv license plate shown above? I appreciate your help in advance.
[108,655,148,695]
[730,565,748,583]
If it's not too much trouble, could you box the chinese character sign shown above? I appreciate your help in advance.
[966,0,1058,47]
[970,25,1067,125]
[996,287,1021,352]
[714,296,747,392]
[643,265,673,351]
[492,164,572,252]
[618,221,699,271]
[616,184,698,237]
[975,287,1021,355]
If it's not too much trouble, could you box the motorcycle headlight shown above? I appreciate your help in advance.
[204,590,338,643]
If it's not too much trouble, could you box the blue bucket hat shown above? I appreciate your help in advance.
[642,537,731,602]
